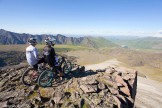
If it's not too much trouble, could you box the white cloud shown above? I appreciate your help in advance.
[158,30,162,34]
[151,30,162,37]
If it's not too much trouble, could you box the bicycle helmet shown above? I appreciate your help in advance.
[45,37,56,46]
[28,38,37,45]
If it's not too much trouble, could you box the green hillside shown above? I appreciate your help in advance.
[86,37,117,48]
[110,37,162,50]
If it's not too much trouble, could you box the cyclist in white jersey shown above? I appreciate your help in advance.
[26,38,44,69]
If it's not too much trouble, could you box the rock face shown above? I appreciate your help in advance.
[0,64,137,108]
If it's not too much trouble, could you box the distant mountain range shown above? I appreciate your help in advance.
[108,36,162,50]
[0,29,116,48]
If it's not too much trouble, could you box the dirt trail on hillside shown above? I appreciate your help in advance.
[135,77,162,108]
[85,59,122,70]
[85,59,162,108]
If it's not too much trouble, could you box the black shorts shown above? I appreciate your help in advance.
[32,58,44,69]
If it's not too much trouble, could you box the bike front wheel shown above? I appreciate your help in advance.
[38,70,55,87]
[21,68,39,86]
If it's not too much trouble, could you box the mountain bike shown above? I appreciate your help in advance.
[38,56,72,87]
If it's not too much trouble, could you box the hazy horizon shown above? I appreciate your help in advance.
[0,0,162,37]
[1,28,158,38]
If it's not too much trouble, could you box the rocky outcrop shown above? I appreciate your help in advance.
[0,64,137,108]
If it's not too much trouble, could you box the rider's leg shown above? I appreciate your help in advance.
[37,57,45,64]
[32,64,38,70]
[33,58,44,70]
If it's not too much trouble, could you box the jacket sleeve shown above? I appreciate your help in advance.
[51,48,56,61]
[33,48,39,60]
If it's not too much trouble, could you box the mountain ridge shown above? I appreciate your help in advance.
[0,29,116,48]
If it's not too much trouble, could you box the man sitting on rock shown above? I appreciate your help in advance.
[43,37,63,79]
[26,37,44,69]
[43,37,56,68]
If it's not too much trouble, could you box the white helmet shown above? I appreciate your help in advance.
[28,37,37,45]
[45,37,56,46]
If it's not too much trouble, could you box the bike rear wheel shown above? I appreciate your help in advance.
[63,62,72,74]
[38,70,55,87]
[21,68,39,86]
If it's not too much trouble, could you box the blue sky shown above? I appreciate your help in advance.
[0,0,162,36]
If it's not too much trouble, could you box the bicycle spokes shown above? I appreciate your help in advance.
[22,68,39,86]
[38,70,54,87]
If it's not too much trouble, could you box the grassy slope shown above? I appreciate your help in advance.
[88,37,117,48]
[133,65,162,82]
[0,44,90,52]
[110,37,162,51]
[101,48,162,82]
[66,47,162,82]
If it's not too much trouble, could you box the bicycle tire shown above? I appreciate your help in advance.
[63,62,72,74]
[21,68,38,86]
[38,70,55,87]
